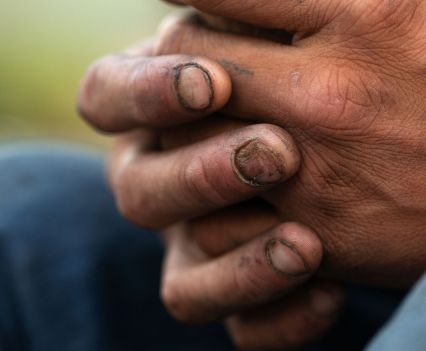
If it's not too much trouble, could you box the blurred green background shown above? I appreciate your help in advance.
[0,0,173,144]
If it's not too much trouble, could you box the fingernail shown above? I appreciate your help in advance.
[233,139,285,187]
[309,286,343,318]
[265,239,309,276]
[175,63,213,111]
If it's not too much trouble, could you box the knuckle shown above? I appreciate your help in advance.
[161,275,194,323]
[114,170,161,229]
[181,156,232,208]
[292,62,388,130]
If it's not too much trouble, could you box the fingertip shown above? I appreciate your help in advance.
[156,12,232,112]
[175,57,232,112]
[172,58,231,113]
[257,125,301,181]
[200,57,233,111]
[268,222,324,276]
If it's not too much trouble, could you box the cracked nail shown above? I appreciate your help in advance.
[233,139,285,187]
[175,63,213,111]
[266,239,309,276]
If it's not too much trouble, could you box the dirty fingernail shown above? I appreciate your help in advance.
[175,63,213,111]
[309,286,343,318]
[266,239,309,276]
[233,139,285,187]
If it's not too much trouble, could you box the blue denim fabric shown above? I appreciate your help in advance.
[366,273,426,351]
[0,143,233,351]
[0,143,420,351]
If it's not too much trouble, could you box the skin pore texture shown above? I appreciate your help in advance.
[151,6,426,287]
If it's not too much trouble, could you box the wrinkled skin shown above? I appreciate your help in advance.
[153,1,426,286]
[78,0,426,349]
[78,39,345,349]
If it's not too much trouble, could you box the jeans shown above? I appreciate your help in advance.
[0,142,423,351]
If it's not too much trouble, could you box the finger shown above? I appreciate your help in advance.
[160,115,249,150]
[163,0,345,35]
[109,124,300,229]
[227,281,345,350]
[161,222,323,323]
[155,12,325,128]
[162,7,294,44]
[200,14,294,44]
[78,46,232,132]
[189,201,281,257]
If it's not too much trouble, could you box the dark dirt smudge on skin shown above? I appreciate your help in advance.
[220,59,254,77]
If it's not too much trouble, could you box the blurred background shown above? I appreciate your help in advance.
[0,0,173,145]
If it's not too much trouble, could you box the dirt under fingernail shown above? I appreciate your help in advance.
[233,139,285,187]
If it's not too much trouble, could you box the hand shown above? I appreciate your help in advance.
[161,221,344,350]
[79,0,426,284]
[78,40,346,349]
[150,1,426,286]
[79,41,304,226]
[108,124,344,350]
